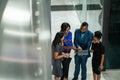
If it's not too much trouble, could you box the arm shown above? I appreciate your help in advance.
[90,43,94,53]
[99,45,105,70]
[69,32,73,46]
[63,46,73,50]
[87,32,93,50]
[74,30,80,48]
[100,54,105,66]
[99,54,105,70]
[54,52,65,59]
[74,30,82,50]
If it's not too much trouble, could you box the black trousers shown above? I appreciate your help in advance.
[61,57,72,80]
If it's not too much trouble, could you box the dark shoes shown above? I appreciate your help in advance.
[72,77,78,80]
[72,77,86,80]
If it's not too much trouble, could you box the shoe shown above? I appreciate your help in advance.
[72,77,78,80]
[61,77,63,80]
[81,78,86,80]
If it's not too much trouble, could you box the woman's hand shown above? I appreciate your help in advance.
[72,46,77,53]
[63,40,67,43]
[66,53,70,58]
[62,53,66,57]
[72,46,76,50]
[62,53,70,58]
[63,53,70,58]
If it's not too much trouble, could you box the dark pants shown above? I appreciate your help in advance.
[73,54,88,80]
[61,58,71,80]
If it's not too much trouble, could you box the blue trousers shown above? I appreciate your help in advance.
[73,54,88,80]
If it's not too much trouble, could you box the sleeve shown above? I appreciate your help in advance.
[101,45,105,55]
[69,31,72,40]
[74,29,80,48]
[91,43,95,50]
[87,32,93,49]
[69,32,73,46]
[53,45,60,52]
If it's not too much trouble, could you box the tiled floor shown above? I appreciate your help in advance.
[102,70,120,80]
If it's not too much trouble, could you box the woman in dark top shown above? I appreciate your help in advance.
[91,31,105,80]
[60,22,73,80]
[52,32,70,80]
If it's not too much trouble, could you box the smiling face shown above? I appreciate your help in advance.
[64,26,70,34]
[93,37,100,44]
[61,22,71,35]
[80,26,88,33]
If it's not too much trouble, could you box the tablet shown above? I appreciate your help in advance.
[77,50,89,56]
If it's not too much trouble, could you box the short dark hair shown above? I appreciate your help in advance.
[60,22,70,32]
[81,22,89,27]
[94,31,102,39]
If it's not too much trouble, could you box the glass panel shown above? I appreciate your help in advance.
[73,0,103,32]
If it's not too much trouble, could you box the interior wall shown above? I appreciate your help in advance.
[103,0,120,69]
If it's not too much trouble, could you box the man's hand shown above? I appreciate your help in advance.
[78,47,82,50]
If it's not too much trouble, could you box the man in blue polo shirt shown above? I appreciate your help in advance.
[72,22,93,80]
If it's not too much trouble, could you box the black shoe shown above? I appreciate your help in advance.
[81,78,86,80]
[61,77,63,80]
[72,77,78,80]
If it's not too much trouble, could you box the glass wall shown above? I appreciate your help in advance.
[0,0,51,80]
[73,0,104,32]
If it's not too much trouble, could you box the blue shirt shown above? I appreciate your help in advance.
[63,31,73,53]
[81,33,85,39]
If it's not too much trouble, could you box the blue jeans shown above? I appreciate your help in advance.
[73,54,88,80]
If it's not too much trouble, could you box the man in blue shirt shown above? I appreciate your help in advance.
[72,22,93,80]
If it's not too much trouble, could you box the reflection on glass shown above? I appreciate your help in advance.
[0,0,51,80]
